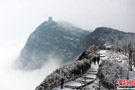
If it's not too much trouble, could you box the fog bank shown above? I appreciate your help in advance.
[0,43,60,90]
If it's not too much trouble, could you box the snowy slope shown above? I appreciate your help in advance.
[53,50,135,90]
[53,50,107,90]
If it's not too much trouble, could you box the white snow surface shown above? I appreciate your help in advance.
[53,50,135,90]
[53,50,108,90]
[53,62,99,90]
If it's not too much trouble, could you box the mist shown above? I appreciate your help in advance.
[0,41,61,90]
[0,0,135,90]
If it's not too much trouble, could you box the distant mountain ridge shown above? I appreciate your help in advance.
[83,27,135,48]
[18,17,90,70]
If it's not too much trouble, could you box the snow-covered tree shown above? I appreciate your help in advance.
[35,46,99,90]
[97,60,128,89]
[127,41,134,71]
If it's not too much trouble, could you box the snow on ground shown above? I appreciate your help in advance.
[101,50,135,83]
[53,50,108,90]
[53,50,135,90]
[100,50,129,70]
[53,62,99,90]
[105,51,128,62]
[98,50,108,60]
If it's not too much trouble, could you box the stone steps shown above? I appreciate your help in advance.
[64,85,78,89]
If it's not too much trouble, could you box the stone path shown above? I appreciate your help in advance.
[53,50,107,90]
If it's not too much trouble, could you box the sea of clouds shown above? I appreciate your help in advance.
[0,41,60,90]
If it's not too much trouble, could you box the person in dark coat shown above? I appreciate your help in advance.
[60,78,64,89]
[97,57,100,64]
[93,57,96,65]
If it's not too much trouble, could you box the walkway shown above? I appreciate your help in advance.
[53,50,107,90]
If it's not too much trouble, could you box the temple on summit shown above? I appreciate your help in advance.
[48,16,53,21]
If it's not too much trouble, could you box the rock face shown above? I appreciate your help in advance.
[18,17,90,70]
[83,27,135,48]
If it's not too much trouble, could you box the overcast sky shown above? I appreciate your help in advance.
[0,0,135,90]
[0,0,135,35]
[0,0,135,42]
[0,0,135,53]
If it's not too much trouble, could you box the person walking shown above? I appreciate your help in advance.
[60,78,64,89]
[97,56,100,64]
[93,57,96,65]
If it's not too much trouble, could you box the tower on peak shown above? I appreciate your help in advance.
[48,16,53,21]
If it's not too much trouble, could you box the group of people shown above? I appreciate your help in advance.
[93,56,100,65]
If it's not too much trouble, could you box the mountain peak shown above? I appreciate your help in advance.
[18,19,90,70]
[83,27,135,48]
[94,27,122,34]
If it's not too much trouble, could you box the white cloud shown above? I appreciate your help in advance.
[0,0,135,90]
[0,43,60,90]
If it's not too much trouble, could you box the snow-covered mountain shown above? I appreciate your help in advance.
[32,25,135,89]
[17,18,135,70]
[83,27,135,48]
[35,46,99,90]
[18,17,90,70]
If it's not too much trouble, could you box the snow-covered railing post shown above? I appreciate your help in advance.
[127,59,130,80]
[73,73,75,80]
[114,73,117,90]
[84,72,86,90]
[98,77,101,90]
[81,69,82,86]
